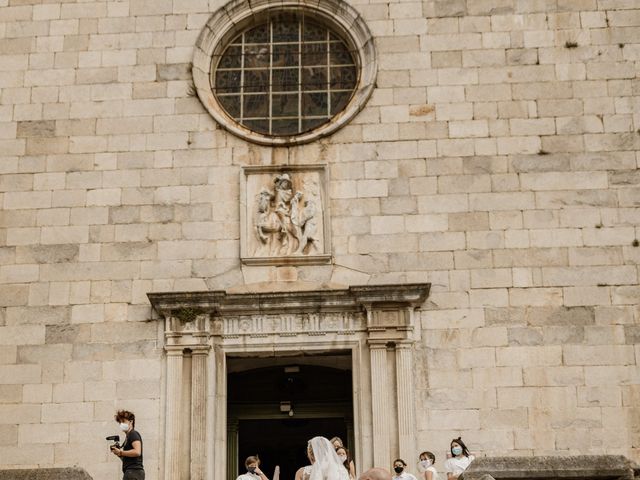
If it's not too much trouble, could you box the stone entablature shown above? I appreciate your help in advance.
[148,284,429,341]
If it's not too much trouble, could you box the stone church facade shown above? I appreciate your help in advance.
[0,0,638,479]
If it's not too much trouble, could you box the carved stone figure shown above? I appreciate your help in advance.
[253,172,319,256]
[297,199,318,254]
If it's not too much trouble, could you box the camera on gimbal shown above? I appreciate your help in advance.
[106,435,121,450]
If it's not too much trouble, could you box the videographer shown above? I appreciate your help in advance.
[110,410,145,480]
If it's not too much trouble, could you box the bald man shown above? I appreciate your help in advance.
[359,468,393,480]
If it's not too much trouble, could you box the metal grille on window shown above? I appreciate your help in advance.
[212,12,358,137]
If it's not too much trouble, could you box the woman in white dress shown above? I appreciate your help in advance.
[295,436,350,480]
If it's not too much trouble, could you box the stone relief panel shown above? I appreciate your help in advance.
[241,165,331,264]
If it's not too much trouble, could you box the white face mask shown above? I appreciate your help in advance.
[420,460,432,468]
[338,454,347,462]
[119,422,130,432]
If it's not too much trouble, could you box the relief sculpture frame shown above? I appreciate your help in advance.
[240,164,331,265]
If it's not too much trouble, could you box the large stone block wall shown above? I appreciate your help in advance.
[0,0,638,478]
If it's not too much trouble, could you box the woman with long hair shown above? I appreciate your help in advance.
[444,438,474,480]
[330,437,356,480]
[335,446,355,480]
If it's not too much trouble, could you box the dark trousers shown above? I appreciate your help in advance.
[123,469,145,480]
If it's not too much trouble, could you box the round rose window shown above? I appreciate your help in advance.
[192,0,377,146]
[213,13,358,137]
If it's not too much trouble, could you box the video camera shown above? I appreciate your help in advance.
[106,435,121,449]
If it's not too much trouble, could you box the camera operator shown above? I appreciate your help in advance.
[110,410,145,480]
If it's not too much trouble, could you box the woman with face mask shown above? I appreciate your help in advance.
[331,437,356,480]
[236,455,269,480]
[444,438,474,480]
[392,459,417,480]
[417,451,438,480]
[335,446,355,480]
[110,410,144,480]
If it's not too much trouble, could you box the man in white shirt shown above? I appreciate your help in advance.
[392,459,418,480]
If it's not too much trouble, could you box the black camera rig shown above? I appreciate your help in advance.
[106,435,121,449]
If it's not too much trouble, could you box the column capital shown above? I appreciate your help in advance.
[166,346,185,356]
[191,345,211,355]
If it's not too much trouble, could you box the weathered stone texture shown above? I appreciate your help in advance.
[0,0,639,476]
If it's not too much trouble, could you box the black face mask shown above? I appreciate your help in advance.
[248,467,256,474]
[394,467,404,474]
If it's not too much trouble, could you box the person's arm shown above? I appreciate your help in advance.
[255,466,269,480]
[349,460,356,479]
[295,468,303,480]
[445,461,456,480]
[115,440,142,458]
[425,470,433,480]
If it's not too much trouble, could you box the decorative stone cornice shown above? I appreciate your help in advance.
[148,283,430,318]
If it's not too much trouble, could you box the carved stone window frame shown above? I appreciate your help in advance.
[192,0,377,146]
[148,283,430,480]
[240,164,332,265]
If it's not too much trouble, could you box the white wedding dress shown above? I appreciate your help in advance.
[306,437,350,480]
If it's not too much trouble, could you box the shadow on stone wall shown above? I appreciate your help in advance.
[463,456,640,480]
[0,468,93,480]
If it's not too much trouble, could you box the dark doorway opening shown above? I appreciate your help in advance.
[238,417,347,480]
[227,352,354,480]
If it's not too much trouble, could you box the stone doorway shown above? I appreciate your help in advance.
[227,353,354,480]
[148,283,430,480]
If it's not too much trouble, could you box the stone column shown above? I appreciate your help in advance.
[191,347,209,480]
[226,418,239,480]
[369,342,390,467]
[214,347,228,480]
[396,343,416,464]
[164,347,184,480]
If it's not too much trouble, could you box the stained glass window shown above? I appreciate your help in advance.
[211,12,358,137]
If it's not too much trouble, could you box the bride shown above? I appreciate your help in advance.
[295,437,350,480]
